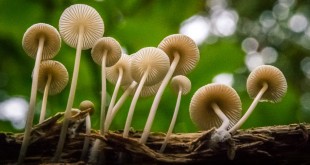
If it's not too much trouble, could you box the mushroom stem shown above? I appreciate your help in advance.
[139,53,180,144]
[123,68,150,138]
[81,113,91,160]
[159,89,182,153]
[212,102,230,131]
[229,82,268,133]
[53,26,84,162]
[39,74,52,124]
[18,36,45,164]
[104,68,123,133]
[100,52,107,135]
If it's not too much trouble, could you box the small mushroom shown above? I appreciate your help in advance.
[91,37,122,135]
[104,54,132,133]
[229,65,287,133]
[38,60,69,124]
[140,34,199,144]
[18,23,61,164]
[190,83,241,141]
[55,4,104,162]
[123,47,169,138]
[159,75,191,153]
[79,100,95,161]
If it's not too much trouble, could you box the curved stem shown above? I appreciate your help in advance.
[139,53,180,144]
[212,103,230,131]
[159,89,182,153]
[229,82,269,133]
[18,36,45,164]
[123,68,150,138]
[81,114,91,160]
[100,53,107,135]
[53,26,84,162]
[39,74,52,124]
[104,68,123,133]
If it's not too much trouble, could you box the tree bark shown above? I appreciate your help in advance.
[0,112,309,164]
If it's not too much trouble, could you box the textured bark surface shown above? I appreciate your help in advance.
[0,112,309,164]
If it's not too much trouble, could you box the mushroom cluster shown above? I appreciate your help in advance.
[17,3,288,164]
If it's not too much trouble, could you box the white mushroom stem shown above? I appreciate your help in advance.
[54,26,84,162]
[123,68,150,138]
[159,89,182,153]
[212,103,230,131]
[104,68,123,133]
[81,113,91,160]
[39,74,52,124]
[100,51,107,135]
[229,82,268,133]
[18,36,45,164]
[105,81,138,130]
[139,53,180,144]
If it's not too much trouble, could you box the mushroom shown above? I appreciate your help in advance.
[18,23,61,164]
[79,100,95,161]
[229,65,287,133]
[37,60,69,124]
[123,47,169,138]
[159,75,191,153]
[190,83,241,142]
[103,53,130,133]
[140,34,199,144]
[54,4,104,161]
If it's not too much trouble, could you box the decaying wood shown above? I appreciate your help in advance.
[0,112,309,164]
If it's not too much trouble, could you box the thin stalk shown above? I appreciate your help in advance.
[159,89,182,153]
[80,113,91,160]
[104,68,123,133]
[53,26,84,162]
[100,52,107,135]
[229,82,269,133]
[39,74,52,124]
[212,103,229,131]
[18,36,45,164]
[123,68,150,138]
[139,53,180,144]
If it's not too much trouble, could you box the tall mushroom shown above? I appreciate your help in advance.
[140,34,199,144]
[91,37,122,135]
[18,23,61,164]
[123,47,169,138]
[38,60,69,123]
[229,65,287,133]
[54,4,104,161]
[159,75,191,153]
[190,83,241,142]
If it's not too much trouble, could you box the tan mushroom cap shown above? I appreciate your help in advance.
[38,60,69,95]
[106,54,132,86]
[22,23,61,60]
[170,75,191,95]
[79,100,95,115]
[189,83,241,130]
[91,37,122,67]
[247,65,287,103]
[124,81,161,98]
[131,47,170,86]
[158,34,199,75]
[59,4,104,49]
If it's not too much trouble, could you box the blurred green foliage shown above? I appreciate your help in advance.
[0,0,309,133]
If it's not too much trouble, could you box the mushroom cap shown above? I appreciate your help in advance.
[124,81,161,98]
[79,100,95,115]
[106,54,133,86]
[59,4,104,49]
[189,83,242,130]
[38,60,69,95]
[22,23,61,60]
[170,75,191,95]
[91,37,122,67]
[131,47,170,86]
[158,34,199,75]
[247,65,287,103]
